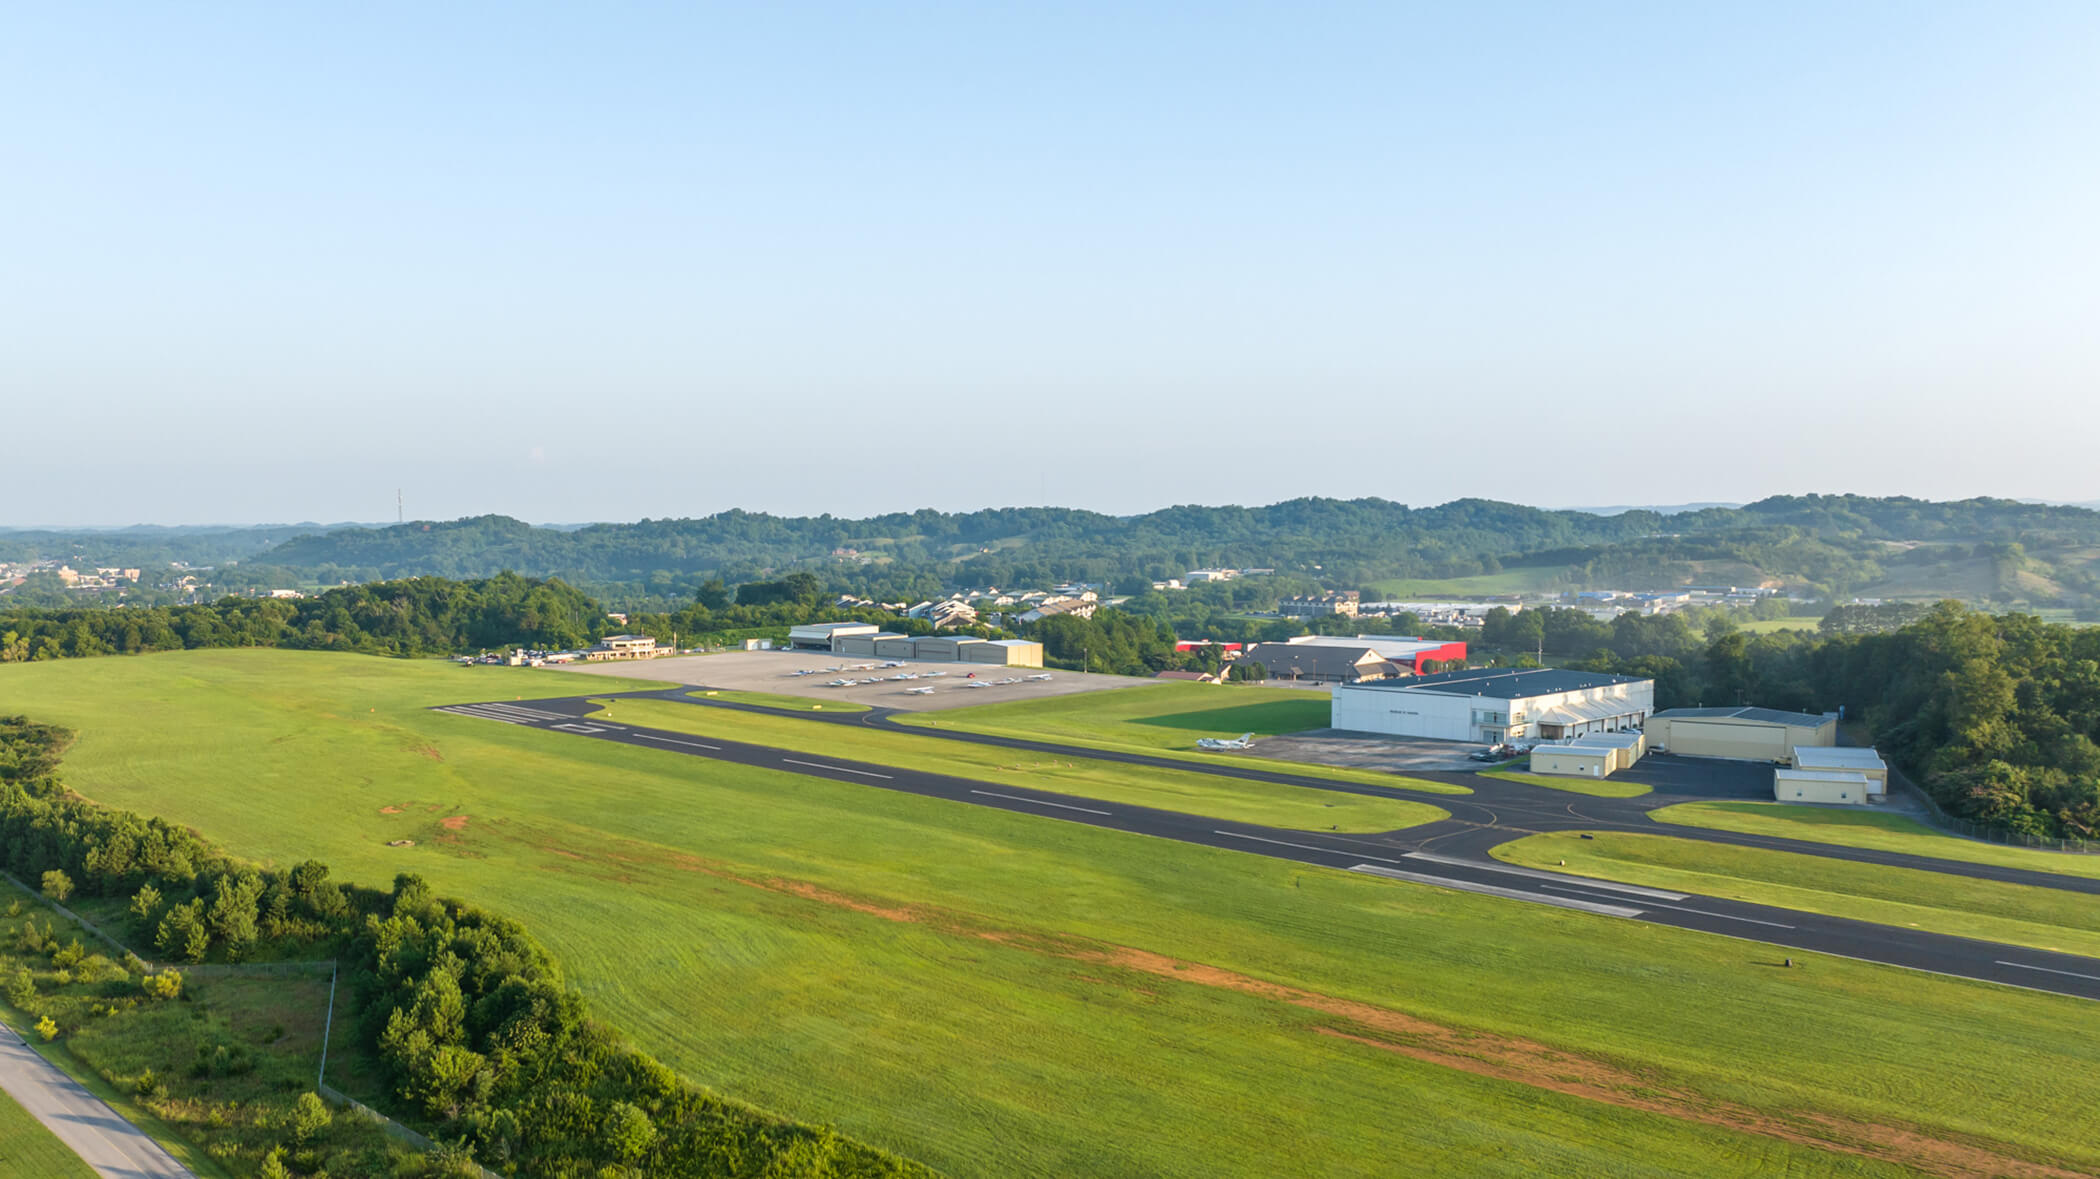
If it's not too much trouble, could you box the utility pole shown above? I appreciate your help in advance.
[397,489,403,524]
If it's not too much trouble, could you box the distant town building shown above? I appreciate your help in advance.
[1279,592,1360,619]
[583,634,668,660]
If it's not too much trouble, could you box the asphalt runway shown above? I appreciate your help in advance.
[433,693,2100,1002]
[0,1020,193,1178]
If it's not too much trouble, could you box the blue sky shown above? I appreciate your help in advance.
[7,3,2099,524]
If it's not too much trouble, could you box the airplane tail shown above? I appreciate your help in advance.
[1240,733,1253,744]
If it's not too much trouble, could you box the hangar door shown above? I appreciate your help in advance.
[1664,721,1786,762]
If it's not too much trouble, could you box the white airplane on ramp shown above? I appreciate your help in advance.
[1026,673,1052,681]
[906,686,936,695]
[1197,733,1256,751]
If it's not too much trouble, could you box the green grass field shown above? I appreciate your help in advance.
[684,687,870,712]
[1651,801,2100,880]
[1735,618,1822,634]
[588,698,1448,833]
[893,682,1474,795]
[1479,768,1652,798]
[1496,832,2100,959]
[0,1085,96,1179]
[1,650,2097,1177]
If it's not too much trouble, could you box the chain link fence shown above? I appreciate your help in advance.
[1887,766,2098,854]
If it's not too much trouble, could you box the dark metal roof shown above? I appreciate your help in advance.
[1243,642,1397,679]
[1652,705,1835,727]
[1346,666,1648,699]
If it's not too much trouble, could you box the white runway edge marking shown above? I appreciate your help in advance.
[1403,852,1689,901]
[781,758,894,779]
[1997,960,2100,983]
[969,790,1111,816]
[1213,830,1405,865]
[631,732,722,751]
[1350,865,1644,918]
[437,708,529,725]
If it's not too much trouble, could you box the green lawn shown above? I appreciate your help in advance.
[1496,832,2100,959]
[589,698,1448,833]
[892,682,1473,795]
[1480,768,1652,798]
[1651,801,2100,880]
[0,650,2095,1177]
[0,1085,96,1179]
[684,687,870,713]
[1735,618,1822,634]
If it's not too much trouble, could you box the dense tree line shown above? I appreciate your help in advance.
[0,573,606,661]
[0,717,928,1177]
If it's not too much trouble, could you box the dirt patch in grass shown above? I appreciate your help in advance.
[692,856,2083,1179]
[439,815,470,831]
[379,805,405,814]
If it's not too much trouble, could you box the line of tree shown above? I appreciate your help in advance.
[0,716,928,1177]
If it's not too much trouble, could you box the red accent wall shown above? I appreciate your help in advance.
[1404,641,1469,671]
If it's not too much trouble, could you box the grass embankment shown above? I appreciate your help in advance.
[1652,801,2100,881]
[3,650,2098,1176]
[685,688,870,713]
[892,682,1472,796]
[1479,768,1652,798]
[591,698,1445,833]
[0,1084,97,1179]
[1496,832,2100,959]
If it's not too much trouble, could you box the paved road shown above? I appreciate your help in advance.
[435,693,2100,1002]
[0,1021,192,1178]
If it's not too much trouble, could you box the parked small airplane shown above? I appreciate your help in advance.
[962,681,994,689]
[906,686,936,695]
[1197,733,1256,751]
[1026,673,1052,681]
[881,660,905,668]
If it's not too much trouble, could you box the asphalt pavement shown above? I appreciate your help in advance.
[0,1020,192,1178]
[434,692,2100,1002]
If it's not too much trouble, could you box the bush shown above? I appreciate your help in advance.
[143,969,183,1000]
[290,1091,333,1143]
[39,869,72,903]
[34,1014,57,1041]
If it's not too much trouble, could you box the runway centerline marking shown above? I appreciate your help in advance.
[969,790,1111,815]
[1214,831,1404,864]
[782,758,893,779]
[1996,960,2100,982]
[631,733,722,751]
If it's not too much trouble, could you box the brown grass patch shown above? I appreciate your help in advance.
[439,815,469,831]
[379,806,404,815]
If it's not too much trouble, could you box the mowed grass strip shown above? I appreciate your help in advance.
[893,682,1473,795]
[1652,801,2100,881]
[684,688,870,713]
[0,1084,98,1179]
[589,698,1447,833]
[5,651,2100,1176]
[1496,832,2100,959]
[1479,768,1652,798]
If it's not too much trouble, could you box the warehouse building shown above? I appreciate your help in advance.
[1646,706,1838,762]
[833,630,905,658]
[1531,730,1647,780]
[1242,642,1402,685]
[1774,768,1869,805]
[1790,746,1886,796]
[789,621,878,651]
[1274,635,1469,674]
[1332,667,1653,744]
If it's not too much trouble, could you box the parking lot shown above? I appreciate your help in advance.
[551,648,1156,711]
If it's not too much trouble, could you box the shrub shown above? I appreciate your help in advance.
[34,1014,57,1041]
[143,969,183,1000]
[40,869,72,903]
[290,1091,333,1143]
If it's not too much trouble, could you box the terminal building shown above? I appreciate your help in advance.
[1331,667,1653,744]
[1645,706,1838,762]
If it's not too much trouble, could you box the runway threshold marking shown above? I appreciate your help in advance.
[1403,852,1689,901]
[1214,831,1405,864]
[969,790,1111,815]
[1996,960,2100,982]
[782,758,894,779]
[1535,885,1797,929]
[631,733,723,751]
[1349,865,1644,917]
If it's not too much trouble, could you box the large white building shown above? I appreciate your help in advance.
[1332,667,1654,744]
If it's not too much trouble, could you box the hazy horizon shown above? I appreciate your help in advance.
[8,4,2099,526]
